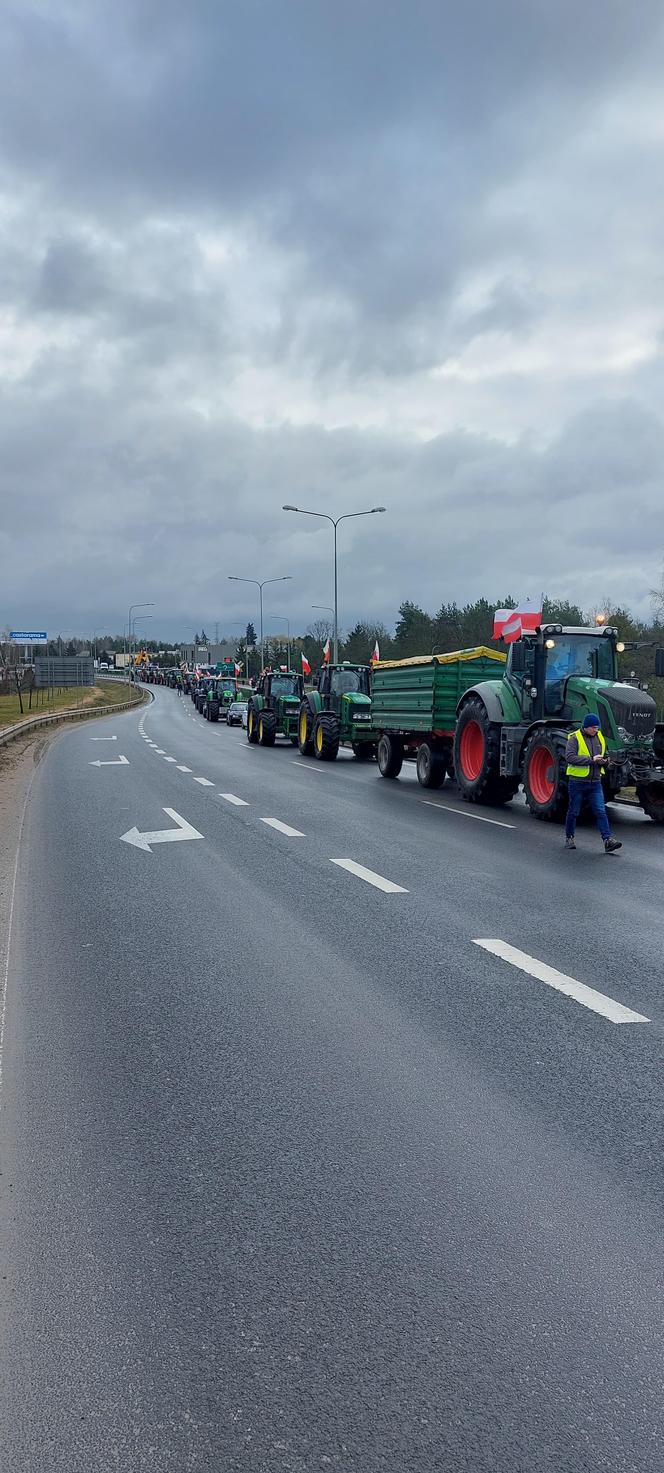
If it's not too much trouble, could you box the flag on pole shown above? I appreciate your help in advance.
[301,652,311,676]
[234,661,242,675]
[493,598,542,644]
[322,637,331,664]
[370,640,380,663]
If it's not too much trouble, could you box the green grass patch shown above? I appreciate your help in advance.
[0,681,141,728]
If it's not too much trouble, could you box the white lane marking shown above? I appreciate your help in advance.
[220,793,250,806]
[473,939,650,1025]
[176,764,192,772]
[193,776,214,786]
[260,817,305,837]
[120,808,203,854]
[89,755,130,767]
[330,858,408,894]
[421,800,515,829]
[90,735,117,741]
[291,761,326,774]
[163,756,177,762]
[153,748,166,755]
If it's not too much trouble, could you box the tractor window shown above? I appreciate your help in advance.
[270,676,299,697]
[330,669,368,696]
[545,637,615,686]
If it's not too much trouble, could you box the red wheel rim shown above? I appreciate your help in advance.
[459,720,484,781]
[528,745,555,803]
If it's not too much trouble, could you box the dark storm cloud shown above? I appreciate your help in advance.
[2,1,664,635]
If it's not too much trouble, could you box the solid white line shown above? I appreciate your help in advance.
[260,817,305,837]
[163,756,177,762]
[421,800,515,829]
[473,939,650,1025]
[330,858,408,894]
[220,793,250,806]
[193,776,214,786]
[176,765,192,772]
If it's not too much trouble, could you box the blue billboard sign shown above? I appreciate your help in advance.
[9,631,48,641]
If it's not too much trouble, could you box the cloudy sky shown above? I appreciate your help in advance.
[2,0,664,641]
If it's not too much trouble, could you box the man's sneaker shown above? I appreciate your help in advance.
[604,837,622,853]
[565,836,576,849]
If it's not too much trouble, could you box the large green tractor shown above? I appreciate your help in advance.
[297,662,377,762]
[246,670,304,747]
[453,623,664,821]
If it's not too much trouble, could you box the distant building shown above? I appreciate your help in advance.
[181,642,236,665]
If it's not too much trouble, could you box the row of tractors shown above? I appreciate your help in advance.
[237,623,664,824]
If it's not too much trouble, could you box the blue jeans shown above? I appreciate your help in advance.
[565,778,611,840]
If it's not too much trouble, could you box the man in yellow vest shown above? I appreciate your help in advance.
[565,712,622,852]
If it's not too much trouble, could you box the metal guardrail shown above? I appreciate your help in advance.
[0,687,151,749]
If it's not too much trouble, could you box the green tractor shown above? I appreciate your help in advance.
[297,662,377,762]
[246,670,304,747]
[205,675,238,722]
[453,623,664,822]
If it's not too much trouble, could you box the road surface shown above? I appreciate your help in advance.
[2,684,663,1471]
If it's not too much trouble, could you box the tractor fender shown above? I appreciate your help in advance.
[456,679,519,725]
[307,690,323,716]
[250,694,265,713]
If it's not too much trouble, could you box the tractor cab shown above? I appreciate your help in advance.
[506,626,620,720]
[256,671,304,709]
[317,662,371,712]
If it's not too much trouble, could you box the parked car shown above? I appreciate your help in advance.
[227,701,248,728]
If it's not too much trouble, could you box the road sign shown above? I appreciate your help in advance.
[10,631,48,642]
[120,808,203,853]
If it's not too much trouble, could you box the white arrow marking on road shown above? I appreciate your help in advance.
[90,735,118,741]
[90,755,130,767]
[120,808,203,853]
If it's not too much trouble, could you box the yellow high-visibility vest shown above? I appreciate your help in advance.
[567,728,606,779]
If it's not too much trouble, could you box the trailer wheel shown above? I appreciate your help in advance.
[314,711,340,761]
[247,705,260,744]
[259,710,277,746]
[377,734,403,779]
[416,743,447,789]
[523,732,568,821]
[454,699,518,805]
[636,781,664,822]
[298,703,315,755]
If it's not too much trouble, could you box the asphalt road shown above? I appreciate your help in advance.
[2,683,664,1471]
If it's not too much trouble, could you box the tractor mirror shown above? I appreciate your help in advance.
[655,649,664,678]
[510,642,526,673]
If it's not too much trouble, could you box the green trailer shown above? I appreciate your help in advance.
[372,647,507,788]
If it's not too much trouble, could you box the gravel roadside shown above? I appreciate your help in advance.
[0,733,52,1007]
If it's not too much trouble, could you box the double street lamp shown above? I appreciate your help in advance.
[127,601,154,676]
[228,575,292,671]
[283,505,386,663]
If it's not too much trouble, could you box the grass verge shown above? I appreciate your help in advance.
[0,681,141,729]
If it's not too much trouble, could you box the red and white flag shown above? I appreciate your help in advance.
[234,661,242,675]
[493,598,542,644]
[279,664,287,672]
[322,637,331,664]
[301,652,311,676]
[370,640,380,664]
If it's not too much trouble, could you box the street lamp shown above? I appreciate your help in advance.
[127,601,154,674]
[269,614,291,672]
[227,576,292,670]
[283,505,386,663]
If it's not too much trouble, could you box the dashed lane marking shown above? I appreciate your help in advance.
[473,939,650,1025]
[193,776,214,787]
[329,859,408,894]
[153,748,166,755]
[163,756,177,762]
[421,800,515,830]
[176,765,192,772]
[291,762,326,773]
[220,793,250,806]
[260,817,305,837]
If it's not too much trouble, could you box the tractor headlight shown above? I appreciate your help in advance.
[617,725,630,742]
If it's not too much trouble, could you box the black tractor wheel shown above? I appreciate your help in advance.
[522,731,568,821]
[246,704,260,744]
[298,703,315,756]
[454,698,518,805]
[377,734,403,779]
[416,742,447,789]
[209,703,220,722]
[313,711,340,761]
[352,741,376,761]
[636,781,664,823]
[259,710,277,747]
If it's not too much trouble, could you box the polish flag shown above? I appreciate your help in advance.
[301,652,311,676]
[322,637,331,664]
[234,661,242,675]
[370,640,380,664]
[493,599,542,644]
